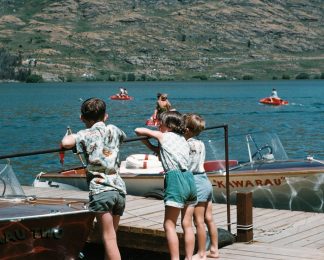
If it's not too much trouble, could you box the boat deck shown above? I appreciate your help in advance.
[22,186,324,259]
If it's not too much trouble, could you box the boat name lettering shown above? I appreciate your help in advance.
[211,177,285,188]
[0,227,63,244]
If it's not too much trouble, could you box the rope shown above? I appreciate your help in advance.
[237,224,253,231]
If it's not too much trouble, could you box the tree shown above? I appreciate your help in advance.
[295,73,310,80]
[26,74,43,83]
[242,75,253,80]
[0,48,30,81]
[127,73,136,81]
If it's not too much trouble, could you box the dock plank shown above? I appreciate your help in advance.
[253,209,305,229]
[292,231,324,248]
[257,213,324,244]
[219,243,324,260]
[272,225,324,247]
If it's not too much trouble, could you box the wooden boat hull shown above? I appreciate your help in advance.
[0,197,95,259]
[208,169,324,210]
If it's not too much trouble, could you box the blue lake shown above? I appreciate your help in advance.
[0,80,323,185]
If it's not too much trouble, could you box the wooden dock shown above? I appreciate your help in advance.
[23,186,324,259]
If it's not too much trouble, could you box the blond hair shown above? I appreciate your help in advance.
[183,113,205,136]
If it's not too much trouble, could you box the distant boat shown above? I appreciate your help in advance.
[110,94,133,100]
[145,114,159,127]
[259,97,288,106]
[0,162,95,259]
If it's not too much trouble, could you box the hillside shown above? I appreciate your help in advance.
[0,0,323,82]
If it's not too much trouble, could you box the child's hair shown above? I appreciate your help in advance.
[183,113,205,136]
[81,97,106,122]
[159,111,186,134]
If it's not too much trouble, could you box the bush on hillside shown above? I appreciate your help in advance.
[282,74,290,80]
[16,68,31,81]
[26,74,43,83]
[192,75,208,80]
[127,73,136,81]
[0,48,30,81]
[295,73,310,80]
[107,75,117,81]
[242,75,253,80]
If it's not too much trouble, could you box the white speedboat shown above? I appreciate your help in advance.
[33,132,324,212]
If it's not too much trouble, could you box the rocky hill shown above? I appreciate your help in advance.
[0,0,323,81]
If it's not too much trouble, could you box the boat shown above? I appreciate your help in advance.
[110,94,133,101]
[0,162,95,259]
[259,97,288,106]
[33,132,324,212]
[145,116,159,127]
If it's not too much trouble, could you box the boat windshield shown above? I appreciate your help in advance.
[204,132,288,165]
[0,162,25,197]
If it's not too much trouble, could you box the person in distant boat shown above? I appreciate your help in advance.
[183,113,220,259]
[152,93,173,122]
[119,88,127,97]
[270,88,283,103]
[271,88,279,99]
[61,97,126,260]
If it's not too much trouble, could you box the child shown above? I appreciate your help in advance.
[135,111,197,260]
[61,97,126,260]
[183,113,219,259]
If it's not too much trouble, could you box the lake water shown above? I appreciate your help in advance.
[0,80,323,185]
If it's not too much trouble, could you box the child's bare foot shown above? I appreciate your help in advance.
[206,250,219,258]
[192,252,207,260]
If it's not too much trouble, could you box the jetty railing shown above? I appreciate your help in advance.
[0,124,232,232]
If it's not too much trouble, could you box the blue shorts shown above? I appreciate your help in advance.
[89,190,126,216]
[194,173,213,202]
[164,169,197,208]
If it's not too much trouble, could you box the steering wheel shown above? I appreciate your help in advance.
[251,145,273,161]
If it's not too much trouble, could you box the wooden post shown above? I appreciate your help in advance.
[236,192,253,242]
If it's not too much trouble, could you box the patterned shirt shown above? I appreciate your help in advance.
[75,122,127,195]
[159,132,190,172]
[187,138,206,173]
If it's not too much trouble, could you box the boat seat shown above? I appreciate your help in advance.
[120,161,164,174]
[204,160,238,172]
